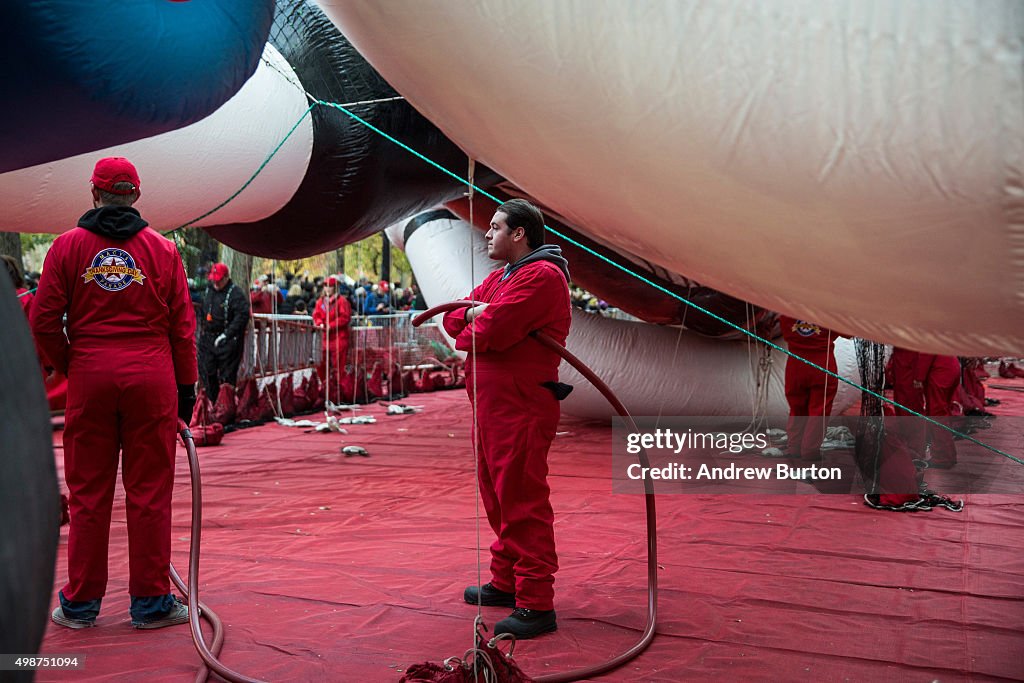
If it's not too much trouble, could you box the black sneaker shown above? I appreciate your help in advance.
[463,582,516,608]
[494,608,557,639]
[915,493,964,512]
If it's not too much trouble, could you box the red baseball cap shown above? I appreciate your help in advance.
[91,157,141,197]
[325,276,339,286]
[208,263,229,283]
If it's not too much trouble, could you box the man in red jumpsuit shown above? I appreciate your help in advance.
[891,348,959,469]
[31,157,198,629]
[312,276,352,403]
[443,199,571,639]
[778,316,839,461]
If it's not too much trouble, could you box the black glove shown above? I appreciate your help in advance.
[177,383,197,425]
[541,381,574,401]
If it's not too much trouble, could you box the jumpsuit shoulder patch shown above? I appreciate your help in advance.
[792,320,822,337]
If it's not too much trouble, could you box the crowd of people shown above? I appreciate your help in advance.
[569,285,610,313]
[190,270,426,318]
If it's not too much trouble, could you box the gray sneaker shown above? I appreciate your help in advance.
[132,597,192,629]
[51,606,95,629]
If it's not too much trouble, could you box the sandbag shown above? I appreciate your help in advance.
[236,378,262,422]
[211,383,237,425]
[259,382,278,421]
[292,374,311,413]
[190,388,213,427]
[279,375,295,417]
[191,423,225,447]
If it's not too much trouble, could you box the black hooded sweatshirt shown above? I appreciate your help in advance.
[78,205,149,239]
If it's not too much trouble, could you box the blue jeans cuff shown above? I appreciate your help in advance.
[59,591,101,621]
[129,593,175,623]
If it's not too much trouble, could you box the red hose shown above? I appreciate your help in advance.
[413,301,659,682]
[176,422,268,683]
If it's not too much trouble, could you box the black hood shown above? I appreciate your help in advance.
[78,206,149,239]
[502,244,570,282]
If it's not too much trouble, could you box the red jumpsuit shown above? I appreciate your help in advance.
[891,348,959,467]
[250,287,283,315]
[16,286,33,317]
[778,316,838,461]
[313,294,352,402]
[443,260,571,611]
[31,217,197,603]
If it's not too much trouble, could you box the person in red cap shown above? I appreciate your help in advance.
[31,156,198,629]
[198,262,249,399]
[442,198,571,640]
[312,276,352,403]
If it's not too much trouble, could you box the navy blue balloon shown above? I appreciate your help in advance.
[0,0,275,173]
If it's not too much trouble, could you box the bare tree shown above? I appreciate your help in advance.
[0,232,23,267]
[221,245,253,288]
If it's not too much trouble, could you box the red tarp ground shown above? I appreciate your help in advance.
[39,380,1024,682]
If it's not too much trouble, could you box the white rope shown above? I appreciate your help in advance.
[820,329,834,447]
[322,274,332,419]
[270,258,284,418]
[466,157,483,664]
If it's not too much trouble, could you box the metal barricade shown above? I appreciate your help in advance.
[350,312,453,370]
[240,314,321,380]
[228,312,453,381]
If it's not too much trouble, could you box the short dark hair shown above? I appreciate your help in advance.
[2,255,24,288]
[96,181,137,207]
[497,199,545,249]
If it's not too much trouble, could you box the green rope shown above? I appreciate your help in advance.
[168,102,318,233]
[17,287,37,298]
[168,95,1019,465]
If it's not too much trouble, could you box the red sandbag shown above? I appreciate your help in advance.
[306,371,324,411]
[279,375,295,417]
[190,388,213,428]
[259,382,278,421]
[388,362,406,396]
[336,369,355,403]
[210,384,237,425]
[366,362,384,400]
[430,370,450,390]
[236,378,262,422]
[415,370,435,393]
[191,422,224,447]
[292,375,311,413]
[403,370,419,394]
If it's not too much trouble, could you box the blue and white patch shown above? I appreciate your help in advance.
[82,248,146,291]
